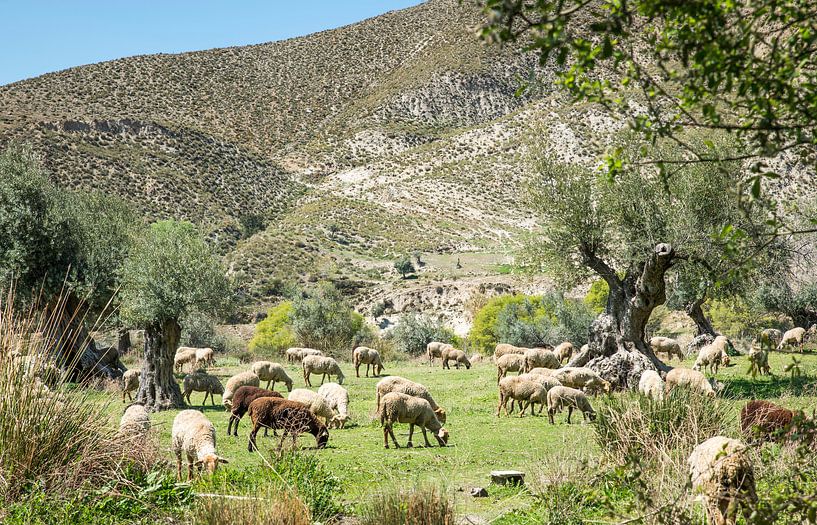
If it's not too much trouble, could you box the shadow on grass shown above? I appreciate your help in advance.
[722,375,817,400]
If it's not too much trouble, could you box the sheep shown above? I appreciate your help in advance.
[496,376,548,417]
[527,367,556,377]
[493,343,527,361]
[665,368,718,397]
[379,392,449,449]
[740,400,795,442]
[547,386,596,424]
[523,347,560,372]
[251,361,293,391]
[747,345,771,377]
[288,388,337,426]
[426,341,452,365]
[246,397,329,451]
[121,369,140,403]
[550,367,611,395]
[118,403,150,439]
[688,436,756,525]
[318,383,350,429]
[223,371,261,409]
[194,347,215,369]
[353,346,385,377]
[171,410,228,480]
[375,376,446,424]
[302,355,344,386]
[285,347,322,363]
[174,348,197,373]
[469,353,483,365]
[553,342,574,364]
[757,328,783,351]
[778,325,817,352]
[694,336,732,374]
[638,370,665,401]
[442,349,471,370]
[649,336,684,361]
[495,353,525,383]
[227,386,284,436]
[183,372,224,406]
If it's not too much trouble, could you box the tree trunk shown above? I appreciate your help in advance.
[137,318,185,411]
[685,297,717,337]
[117,327,131,356]
[568,243,677,388]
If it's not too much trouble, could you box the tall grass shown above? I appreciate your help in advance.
[358,483,455,525]
[191,490,310,525]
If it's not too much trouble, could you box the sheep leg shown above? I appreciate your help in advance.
[538,401,545,416]
[496,393,505,417]
[420,426,433,448]
[548,407,555,425]
[407,424,415,447]
[355,363,360,378]
[366,363,371,377]
[567,406,574,424]
[519,400,528,417]
[320,373,327,385]
[187,461,194,481]
[175,454,182,481]
[248,425,260,452]
[228,414,236,436]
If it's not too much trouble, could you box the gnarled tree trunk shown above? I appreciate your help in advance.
[137,318,185,411]
[685,296,717,337]
[568,243,677,389]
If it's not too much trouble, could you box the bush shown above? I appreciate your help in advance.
[705,297,783,340]
[394,256,415,278]
[358,484,455,525]
[584,279,609,314]
[390,314,455,356]
[248,301,296,357]
[291,283,372,357]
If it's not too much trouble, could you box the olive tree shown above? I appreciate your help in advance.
[120,220,230,411]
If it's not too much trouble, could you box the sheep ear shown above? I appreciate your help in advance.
[217,457,229,464]
[194,460,203,466]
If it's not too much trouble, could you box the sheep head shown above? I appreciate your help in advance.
[196,453,229,474]
[436,428,449,447]
[316,426,330,449]
[434,407,447,424]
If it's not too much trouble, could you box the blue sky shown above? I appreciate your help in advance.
[0,1,423,86]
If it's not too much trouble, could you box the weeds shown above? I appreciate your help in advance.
[358,483,455,525]
[191,489,310,525]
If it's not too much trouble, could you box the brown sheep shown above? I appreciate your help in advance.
[740,400,795,442]
[247,397,329,452]
[227,386,283,437]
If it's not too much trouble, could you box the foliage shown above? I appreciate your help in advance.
[290,283,371,356]
[358,483,455,525]
[704,298,784,341]
[248,301,296,356]
[390,313,456,356]
[191,489,309,525]
[583,279,609,314]
[120,220,231,328]
[394,256,415,279]
[469,294,527,353]
[754,279,817,328]
[239,213,266,239]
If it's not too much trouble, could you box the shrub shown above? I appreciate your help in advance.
[358,484,455,525]
[248,301,296,356]
[390,314,455,356]
[584,279,609,314]
[291,283,372,357]
[181,311,218,348]
[705,297,782,340]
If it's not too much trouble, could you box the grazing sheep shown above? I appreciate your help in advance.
[426,342,453,365]
[665,368,718,397]
[758,328,783,350]
[194,347,215,369]
[547,386,596,424]
[375,376,446,424]
[527,367,556,377]
[171,410,228,480]
[288,388,337,426]
[285,347,322,363]
[495,353,525,383]
[493,343,527,361]
[550,367,611,395]
[223,371,261,410]
[553,342,574,364]
[638,370,665,401]
[247,397,329,451]
[523,348,560,372]
[442,349,471,370]
[747,345,771,377]
[227,386,283,436]
[740,400,795,442]
[183,372,224,406]
[121,369,140,403]
[778,325,817,352]
[649,336,684,361]
[497,376,548,417]
[174,348,197,373]
[353,346,385,377]
[688,436,756,525]
[469,354,483,364]
[380,392,449,449]
[694,336,732,374]
[302,355,345,386]
[118,403,150,439]
[318,382,350,429]
[251,361,293,391]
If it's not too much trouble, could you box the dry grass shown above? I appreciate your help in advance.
[358,483,455,525]
[191,490,311,525]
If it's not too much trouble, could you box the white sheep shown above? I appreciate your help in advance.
[495,353,525,383]
[694,336,731,374]
[688,436,756,525]
[121,369,140,403]
[778,325,817,352]
[442,349,471,370]
[527,367,556,377]
[222,371,261,409]
[194,347,215,369]
[638,370,664,401]
[118,403,150,440]
[375,376,446,424]
[287,388,337,426]
[649,336,684,361]
[353,346,385,377]
[553,342,574,364]
[182,372,224,406]
[493,343,527,361]
[665,368,718,398]
[250,361,293,391]
[550,367,611,395]
[547,386,596,424]
[171,410,228,480]
[469,354,483,365]
[317,382,350,429]
[523,347,560,372]
[497,376,548,417]
[747,345,771,377]
[379,392,449,448]
[174,348,197,373]
[302,355,345,386]
[285,347,322,363]
[426,341,453,365]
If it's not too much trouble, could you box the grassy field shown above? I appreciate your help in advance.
[104,348,817,519]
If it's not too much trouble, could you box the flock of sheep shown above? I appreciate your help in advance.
[111,323,817,525]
